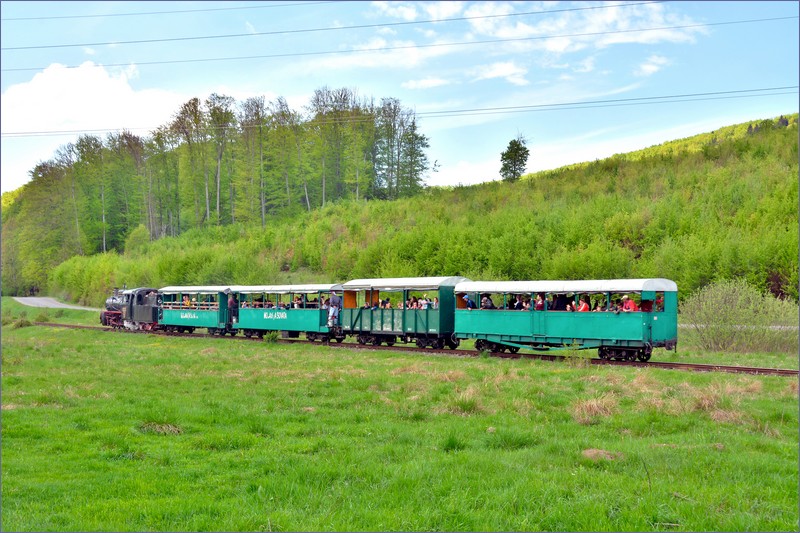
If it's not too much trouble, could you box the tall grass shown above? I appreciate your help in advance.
[2,325,797,531]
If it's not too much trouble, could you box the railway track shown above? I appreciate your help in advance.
[33,322,799,377]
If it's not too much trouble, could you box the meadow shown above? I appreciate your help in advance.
[2,300,798,531]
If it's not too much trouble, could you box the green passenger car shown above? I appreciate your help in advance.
[159,286,232,335]
[340,276,469,348]
[454,279,678,361]
[232,284,344,342]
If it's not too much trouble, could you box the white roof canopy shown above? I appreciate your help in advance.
[159,284,342,295]
[454,279,677,294]
[342,276,470,291]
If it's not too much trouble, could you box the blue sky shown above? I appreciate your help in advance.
[1,1,797,193]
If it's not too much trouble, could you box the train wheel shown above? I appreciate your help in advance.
[207,328,217,336]
[598,347,608,360]
[432,338,445,349]
[637,350,652,362]
[335,337,344,344]
[625,351,637,361]
[386,336,396,347]
[446,338,460,350]
[371,338,382,347]
[508,346,520,354]
[474,339,487,352]
[416,338,427,349]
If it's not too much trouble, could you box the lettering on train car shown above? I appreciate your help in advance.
[180,312,199,319]
[264,311,288,320]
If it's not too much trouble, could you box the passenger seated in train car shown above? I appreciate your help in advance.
[480,294,496,309]
[397,301,405,310]
[640,299,653,312]
[432,297,439,309]
[182,295,191,308]
[655,295,664,311]
[577,296,590,312]
[621,295,639,312]
[534,293,545,310]
[514,295,524,310]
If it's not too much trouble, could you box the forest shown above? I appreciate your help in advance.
[1,85,431,286]
[2,111,797,307]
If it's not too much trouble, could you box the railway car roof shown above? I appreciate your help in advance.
[158,284,342,295]
[454,278,678,294]
[342,276,470,291]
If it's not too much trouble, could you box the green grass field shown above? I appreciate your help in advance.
[2,297,798,532]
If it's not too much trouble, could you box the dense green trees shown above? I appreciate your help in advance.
[3,113,797,307]
[2,87,433,294]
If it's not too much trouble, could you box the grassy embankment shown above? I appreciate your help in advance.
[2,300,798,531]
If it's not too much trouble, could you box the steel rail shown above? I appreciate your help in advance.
[33,322,799,377]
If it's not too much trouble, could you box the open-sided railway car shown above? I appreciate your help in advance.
[454,278,678,361]
[233,284,345,342]
[340,276,469,348]
[159,286,232,334]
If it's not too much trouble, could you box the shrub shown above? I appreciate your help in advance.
[680,279,798,353]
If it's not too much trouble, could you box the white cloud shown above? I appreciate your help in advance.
[245,21,256,34]
[423,1,465,20]
[83,47,96,56]
[402,78,450,90]
[471,62,529,86]
[0,62,188,192]
[635,55,670,77]
[371,1,417,21]
[427,157,502,187]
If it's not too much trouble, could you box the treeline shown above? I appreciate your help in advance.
[2,87,433,294]
[40,115,798,307]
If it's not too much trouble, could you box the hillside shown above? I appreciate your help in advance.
[5,114,798,306]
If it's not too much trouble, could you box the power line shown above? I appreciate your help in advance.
[1,2,338,22]
[2,1,663,51]
[4,15,795,73]
[2,86,795,138]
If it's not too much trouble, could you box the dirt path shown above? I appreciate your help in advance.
[12,297,100,312]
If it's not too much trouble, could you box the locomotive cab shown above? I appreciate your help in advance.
[120,287,160,330]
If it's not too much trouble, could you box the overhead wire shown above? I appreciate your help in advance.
[2,86,795,139]
[2,1,664,50]
[1,2,339,21]
[3,15,796,73]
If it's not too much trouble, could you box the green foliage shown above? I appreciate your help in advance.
[8,113,798,308]
[680,279,799,354]
[499,135,529,182]
[124,224,150,255]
